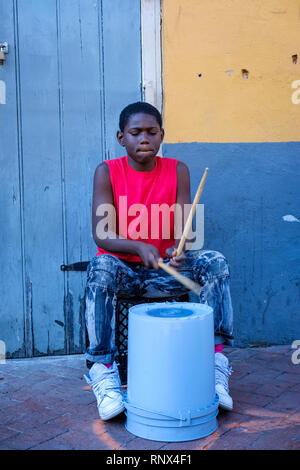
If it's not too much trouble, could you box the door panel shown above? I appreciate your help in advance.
[0,0,142,357]
[0,0,25,357]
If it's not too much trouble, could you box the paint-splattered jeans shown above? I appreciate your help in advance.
[86,250,233,363]
[85,249,234,364]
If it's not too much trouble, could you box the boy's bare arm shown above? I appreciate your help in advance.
[165,160,197,268]
[92,162,138,254]
[92,163,160,269]
[165,161,192,268]
[175,161,193,250]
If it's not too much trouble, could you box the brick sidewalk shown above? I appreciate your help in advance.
[0,345,299,450]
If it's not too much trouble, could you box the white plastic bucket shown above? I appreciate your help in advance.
[124,302,219,442]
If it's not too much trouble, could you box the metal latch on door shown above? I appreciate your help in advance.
[0,43,8,65]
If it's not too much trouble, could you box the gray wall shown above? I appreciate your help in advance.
[163,142,300,347]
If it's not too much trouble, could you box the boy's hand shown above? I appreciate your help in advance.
[165,246,186,269]
[136,242,162,270]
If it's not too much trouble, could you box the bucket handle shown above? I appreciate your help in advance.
[125,395,219,425]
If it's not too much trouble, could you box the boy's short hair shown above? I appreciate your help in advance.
[119,102,162,132]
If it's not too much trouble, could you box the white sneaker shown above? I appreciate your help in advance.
[84,362,125,420]
[215,352,233,411]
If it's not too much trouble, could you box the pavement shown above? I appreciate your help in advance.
[0,345,299,450]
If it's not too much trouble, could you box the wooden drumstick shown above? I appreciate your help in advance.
[176,167,209,257]
[158,259,202,295]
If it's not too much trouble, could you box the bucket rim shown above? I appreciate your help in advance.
[128,302,213,320]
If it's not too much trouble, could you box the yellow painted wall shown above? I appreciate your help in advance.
[162,0,300,143]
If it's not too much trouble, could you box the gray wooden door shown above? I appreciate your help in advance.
[0,0,142,358]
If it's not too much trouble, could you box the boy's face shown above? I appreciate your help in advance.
[117,113,164,164]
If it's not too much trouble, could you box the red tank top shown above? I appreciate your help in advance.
[96,155,178,262]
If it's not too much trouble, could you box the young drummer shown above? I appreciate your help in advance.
[84,102,234,420]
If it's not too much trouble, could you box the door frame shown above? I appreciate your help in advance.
[140,0,162,113]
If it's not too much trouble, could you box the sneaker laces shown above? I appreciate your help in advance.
[84,366,123,404]
[215,363,232,393]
